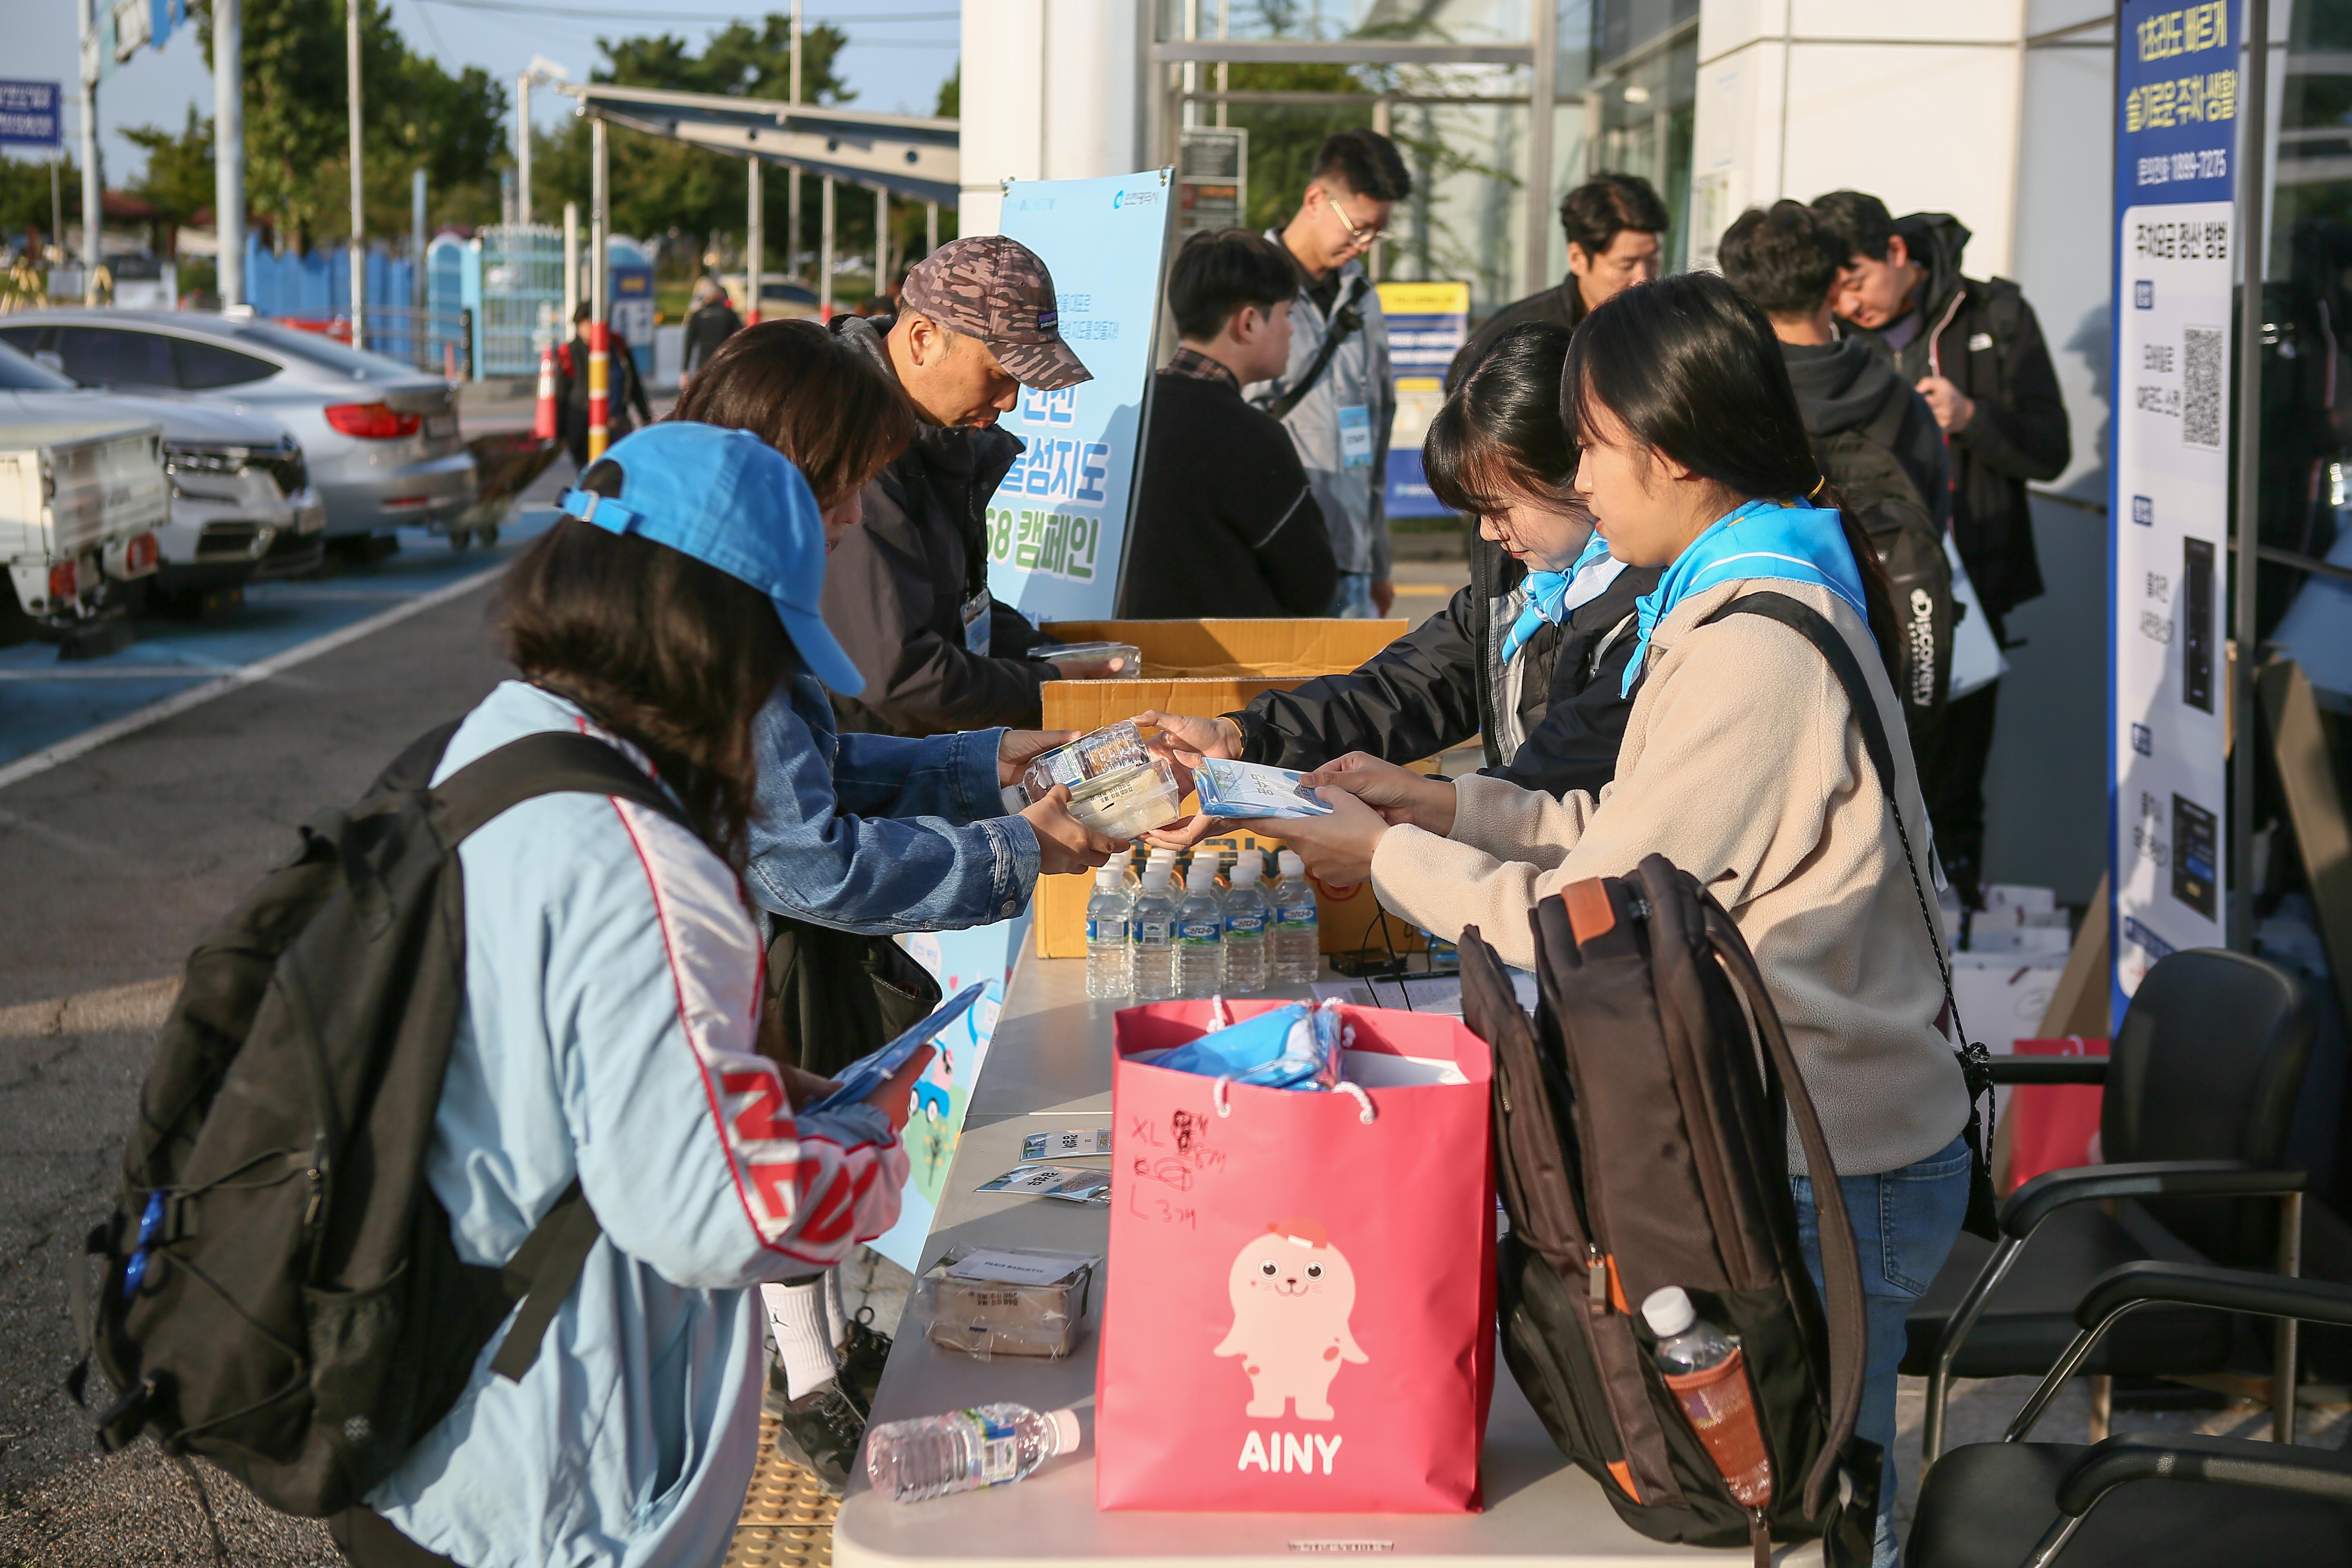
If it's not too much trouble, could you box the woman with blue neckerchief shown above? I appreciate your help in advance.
[1254,272,1969,1568]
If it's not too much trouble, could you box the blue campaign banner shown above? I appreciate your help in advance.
[0,82,62,149]
[987,170,1178,621]
[1377,281,1468,519]
[2109,0,2241,1020]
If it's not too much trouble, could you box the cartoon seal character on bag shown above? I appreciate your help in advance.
[1214,1218,1369,1419]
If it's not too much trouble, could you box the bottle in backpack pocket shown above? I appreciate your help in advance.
[1641,1287,1772,1510]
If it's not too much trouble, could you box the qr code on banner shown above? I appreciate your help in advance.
[2181,325,2225,450]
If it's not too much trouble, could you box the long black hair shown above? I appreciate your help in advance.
[1560,271,1901,678]
[493,461,795,871]
[1422,320,1587,521]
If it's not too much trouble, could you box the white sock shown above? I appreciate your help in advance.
[824,1265,850,1350]
[763,1280,839,1400]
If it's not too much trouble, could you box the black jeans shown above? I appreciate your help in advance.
[330,1508,461,1568]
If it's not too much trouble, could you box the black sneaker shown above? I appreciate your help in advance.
[838,1311,894,1410]
[771,1379,868,1496]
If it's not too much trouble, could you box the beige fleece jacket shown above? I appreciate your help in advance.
[1371,578,1970,1176]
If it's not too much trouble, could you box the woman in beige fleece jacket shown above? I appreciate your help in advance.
[1256,274,1969,1568]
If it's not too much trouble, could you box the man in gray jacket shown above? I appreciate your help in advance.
[1251,129,1411,618]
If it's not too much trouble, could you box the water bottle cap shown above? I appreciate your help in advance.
[1143,870,1169,889]
[1279,851,1305,874]
[1640,1285,1695,1339]
[1046,1406,1082,1456]
[1096,866,1122,889]
[1231,861,1259,885]
[1187,862,1218,890]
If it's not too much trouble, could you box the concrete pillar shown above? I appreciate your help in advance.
[820,175,835,316]
[214,0,243,307]
[956,0,1145,236]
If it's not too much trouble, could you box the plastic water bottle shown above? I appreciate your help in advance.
[866,1403,1081,1503]
[1272,851,1320,983]
[1086,866,1132,999]
[1129,870,1178,1001]
[1642,1287,1773,1509]
[1221,859,1270,993]
[1175,861,1226,998]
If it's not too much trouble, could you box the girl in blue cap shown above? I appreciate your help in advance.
[339,421,932,1568]
[670,320,1128,1489]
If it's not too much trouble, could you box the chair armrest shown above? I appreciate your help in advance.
[1986,1058,2107,1086]
[2000,1160,2307,1239]
[2076,1261,2352,1334]
[2056,1430,2352,1517]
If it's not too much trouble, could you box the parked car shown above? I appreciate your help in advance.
[0,341,325,602]
[0,310,475,541]
[0,410,165,654]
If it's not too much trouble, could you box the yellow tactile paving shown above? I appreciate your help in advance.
[727,1415,841,1568]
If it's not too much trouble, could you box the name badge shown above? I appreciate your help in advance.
[962,588,993,657]
[1337,404,1374,470]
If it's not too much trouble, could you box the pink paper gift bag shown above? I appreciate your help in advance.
[1094,1000,1494,1513]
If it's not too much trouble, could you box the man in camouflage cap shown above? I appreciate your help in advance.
[823,234,1114,737]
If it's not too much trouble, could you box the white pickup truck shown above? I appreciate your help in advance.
[0,415,167,652]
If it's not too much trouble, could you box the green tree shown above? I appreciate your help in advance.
[936,64,959,120]
[122,109,215,229]
[0,152,80,255]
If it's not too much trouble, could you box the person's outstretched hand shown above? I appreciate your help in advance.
[1301,753,1458,837]
[999,728,1079,787]
[1235,786,1391,889]
[1129,709,1244,847]
[864,1046,935,1134]
[1020,784,1131,875]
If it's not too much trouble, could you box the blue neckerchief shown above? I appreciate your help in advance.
[1620,499,1869,696]
[1499,532,1624,665]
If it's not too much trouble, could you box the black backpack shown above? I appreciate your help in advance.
[1459,863,1878,1568]
[1813,408,1954,737]
[68,722,690,1523]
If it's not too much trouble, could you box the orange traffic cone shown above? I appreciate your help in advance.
[535,341,558,442]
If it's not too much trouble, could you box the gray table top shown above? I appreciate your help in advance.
[832,952,1817,1567]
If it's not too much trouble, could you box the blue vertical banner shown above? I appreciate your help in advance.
[1376,281,1469,519]
[986,170,1179,621]
[2110,0,2241,1016]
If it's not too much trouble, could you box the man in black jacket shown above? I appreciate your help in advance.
[553,303,655,468]
[1122,230,1336,617]
[823,236,1110,736]
[679,275,742,381]
[1813,191,2071,900]
[1448,172,1667,385]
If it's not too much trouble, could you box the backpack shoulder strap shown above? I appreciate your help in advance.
[1704,592,1900,804]
[431,730,689,844]
[1265,276,1372,421]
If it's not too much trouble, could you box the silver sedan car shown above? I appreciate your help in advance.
[0,309,476,539]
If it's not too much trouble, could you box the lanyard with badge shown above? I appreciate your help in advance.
[962,587,993,657]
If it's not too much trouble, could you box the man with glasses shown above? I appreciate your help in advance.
[1254,129,1413,618]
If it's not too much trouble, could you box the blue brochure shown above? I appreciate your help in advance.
[804,982,987,1116]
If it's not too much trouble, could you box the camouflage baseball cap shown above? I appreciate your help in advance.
[900,236,1093,391]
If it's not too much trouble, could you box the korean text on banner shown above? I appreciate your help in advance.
[0,82,62,150]
[2109,0,2240,1017]
[1377,281,1468,521]
[987,170,1178,621]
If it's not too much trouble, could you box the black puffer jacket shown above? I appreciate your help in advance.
[822,315,1061,735]
[1225,531,1656,797]
[1854,212,2070,626]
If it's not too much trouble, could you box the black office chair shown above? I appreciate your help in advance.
[1906,948,2316,1460]
[1905,1262,2352,1568]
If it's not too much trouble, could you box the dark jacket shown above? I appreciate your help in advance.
[554,330,654,464]
[1227,530,1657,798]
[1852,213,2070,625]
[823,314,1059,736]
[1447,280,1584,388]
[1781,336,1951,528]
[681,297,742,376]
[1120,367,1336,618]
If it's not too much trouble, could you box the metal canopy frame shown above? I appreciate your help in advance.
[557,82,960,207]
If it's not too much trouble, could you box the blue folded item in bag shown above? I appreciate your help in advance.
[1140,1000,1346,1091]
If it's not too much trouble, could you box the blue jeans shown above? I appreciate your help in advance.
[1790,1134,1972,1568]
[1328,571,1378,618]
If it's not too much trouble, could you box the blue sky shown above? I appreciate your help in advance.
[12,2,960,192]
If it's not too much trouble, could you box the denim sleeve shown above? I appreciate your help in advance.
[831,727,1008,824]
[746,689,1040,934]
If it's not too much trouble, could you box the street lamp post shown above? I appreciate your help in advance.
[874,185,888,304]
[820,176,834,318]
[347,0,365,348]
[589,116,610,461]
[745,156,764,326]
[214,0,243,308]
[517,72,533,226]
[77,0,100,304]
[788,0,802,283]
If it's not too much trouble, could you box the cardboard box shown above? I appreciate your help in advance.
[1033,618,1415,961]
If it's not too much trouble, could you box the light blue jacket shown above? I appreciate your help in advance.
[744,674,1039,933]
[369,682,908,1568]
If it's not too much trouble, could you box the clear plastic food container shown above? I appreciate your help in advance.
[1021,719,1151,800]
[1041,641,1143,678]
[918,1245,1098,1360]
[1064,755,1182,839]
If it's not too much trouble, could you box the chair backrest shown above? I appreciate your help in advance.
[2108,948,2316,1263]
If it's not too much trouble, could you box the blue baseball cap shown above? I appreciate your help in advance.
[557,422,864,697]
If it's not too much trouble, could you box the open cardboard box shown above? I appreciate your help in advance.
[1032,618,1421,961]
